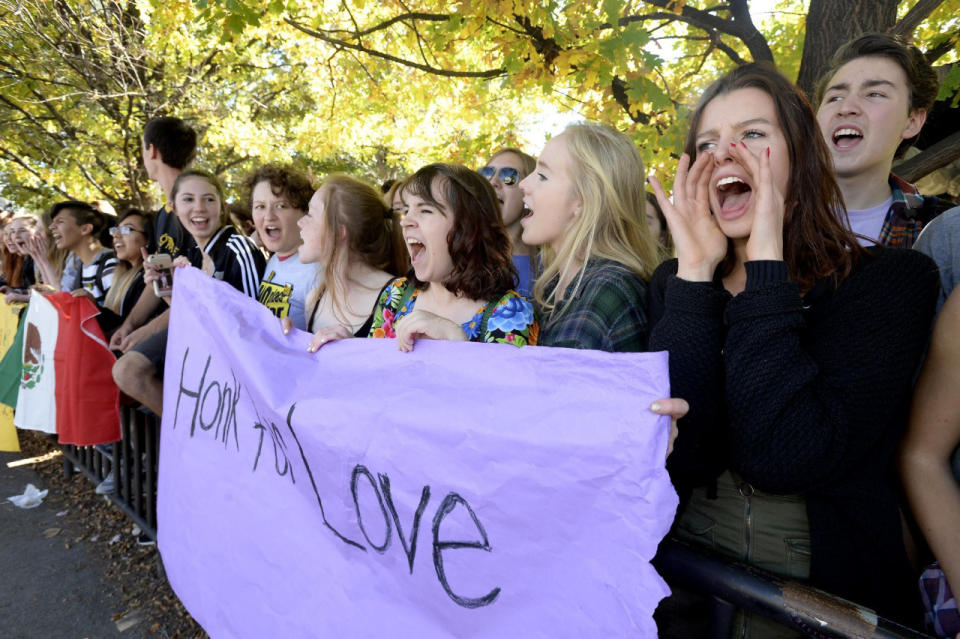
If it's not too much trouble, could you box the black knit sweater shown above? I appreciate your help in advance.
[648,246,939,625]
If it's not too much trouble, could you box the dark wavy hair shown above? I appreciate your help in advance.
[143,117,197,170]
[241,163,314,212]
[49,200,112,247]
[404,163,517,300]
[685,62,865,292]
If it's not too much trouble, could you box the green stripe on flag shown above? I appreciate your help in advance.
[0,311,26,409]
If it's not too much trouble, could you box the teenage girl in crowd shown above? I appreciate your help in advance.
[902,284,960,639]
[96,209,154,338]
[647,62,938,635]
[1,216,32,301]
[245,164,315,330]
[113,169,265,415]
[282,174,406,349]
[518,122,658,351]
[47,201,116,305]
[480,148,538,298]
[309,164,537,350]
[379,163,535,349]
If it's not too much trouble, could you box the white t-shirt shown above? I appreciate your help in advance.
[257,251,318,331]
[844,198,892,247]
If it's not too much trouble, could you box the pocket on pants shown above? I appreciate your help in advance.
[676,510,719,549]
[784,537,812,579]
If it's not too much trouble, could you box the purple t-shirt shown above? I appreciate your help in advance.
[844,198,892,246]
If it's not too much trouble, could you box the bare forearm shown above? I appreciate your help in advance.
[903,453,960,590]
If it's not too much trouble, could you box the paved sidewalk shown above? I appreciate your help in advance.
[0,449,126,639]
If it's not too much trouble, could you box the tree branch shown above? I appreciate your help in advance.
[893,130,960,183]
[926,33,959,65]
[320,11,449,38]
[636,0,773,61]
[611,76,651,124]
[891,0,945,38]
[0,146,71,197]
[285,17,505,78]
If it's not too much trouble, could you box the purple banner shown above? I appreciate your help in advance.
[159,267,678,637]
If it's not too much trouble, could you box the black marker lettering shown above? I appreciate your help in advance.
[173,348,210,436]
[432,492,501,609]
[199,380,222,432]
[283,403,366,551]
[351,466,392,552]
[379,474,430,574]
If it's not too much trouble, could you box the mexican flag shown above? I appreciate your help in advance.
[13,292,120,445]
[0,303,24,451]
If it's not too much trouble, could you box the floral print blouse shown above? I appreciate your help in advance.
[369,277,538,346]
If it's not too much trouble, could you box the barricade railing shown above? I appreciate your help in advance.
[655,538,934,639]
[58,409,933,638]
[61,406,160,541]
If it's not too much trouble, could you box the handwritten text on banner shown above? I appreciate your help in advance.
[159,267,678,638]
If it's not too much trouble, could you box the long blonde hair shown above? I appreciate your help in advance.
[534,123,658,314]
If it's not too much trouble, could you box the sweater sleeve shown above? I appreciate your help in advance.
[648,260,730,491]
[723,249,939,494]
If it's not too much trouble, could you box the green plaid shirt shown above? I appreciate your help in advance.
[537,258,649,352]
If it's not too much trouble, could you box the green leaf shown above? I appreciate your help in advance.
[603,0,622,30]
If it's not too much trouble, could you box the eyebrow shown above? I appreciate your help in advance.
[696,117,773,140]
[825,78,896,93]
[537,160,551,172]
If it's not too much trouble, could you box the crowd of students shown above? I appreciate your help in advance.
[2,31,960,638]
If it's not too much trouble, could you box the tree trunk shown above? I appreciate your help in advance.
[796,0,898,98]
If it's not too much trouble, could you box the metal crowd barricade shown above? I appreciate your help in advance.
[655,538,935,639]
[61,405,161,541]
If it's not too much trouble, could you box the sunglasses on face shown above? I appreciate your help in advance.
[109,226,145,237]
[479,166,521,186]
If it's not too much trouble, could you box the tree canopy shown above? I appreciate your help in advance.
[1,0,957,210]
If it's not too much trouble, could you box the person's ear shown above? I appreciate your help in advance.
[573,197,584,218]
[80,223,94,237]
[902,108,927,140]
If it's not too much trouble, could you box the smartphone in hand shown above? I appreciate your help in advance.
[147,253,174,297]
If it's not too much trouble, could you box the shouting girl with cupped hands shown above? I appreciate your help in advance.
[647,62,938,637]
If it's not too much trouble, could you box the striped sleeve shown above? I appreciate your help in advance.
[99,256,117,294]
[224,235,265,298]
